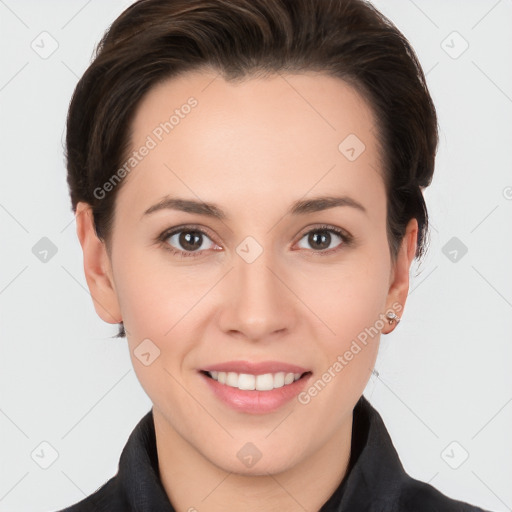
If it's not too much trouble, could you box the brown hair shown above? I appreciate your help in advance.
[65,0,438,339]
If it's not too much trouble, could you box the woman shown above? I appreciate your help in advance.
[58,0,491,510]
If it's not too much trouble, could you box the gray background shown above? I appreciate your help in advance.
[0,0,511,511]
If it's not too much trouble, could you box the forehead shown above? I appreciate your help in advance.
[116,69,384,223]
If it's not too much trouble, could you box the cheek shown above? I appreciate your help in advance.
[294,271,387,440]
[113,259,196,407]
[302,249,390,384]
[112,250,218,383]
[298,251,390,336]
[112,245,203,334]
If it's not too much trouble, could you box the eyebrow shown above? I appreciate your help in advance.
[142,194,367,220]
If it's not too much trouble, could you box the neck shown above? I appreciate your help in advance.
[153,408,353,512]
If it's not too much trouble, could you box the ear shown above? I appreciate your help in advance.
[75,201,122,325]
[382,217,418,334]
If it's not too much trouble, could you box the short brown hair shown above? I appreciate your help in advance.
[65,0,438,338]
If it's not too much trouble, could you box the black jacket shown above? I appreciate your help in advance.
[56,395,491,511]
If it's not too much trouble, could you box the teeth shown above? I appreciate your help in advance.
[207,371,304,391]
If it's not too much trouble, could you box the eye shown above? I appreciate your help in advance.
[157,225,219,258]
[157,223,353,259]
[295,225,352,255]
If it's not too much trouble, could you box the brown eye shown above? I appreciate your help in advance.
[307,230,332,250]
[161,227,217,257]
[176,231,204,251]
[296,226,350,254]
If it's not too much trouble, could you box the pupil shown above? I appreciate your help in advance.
[310,230,330,250]
[180,231,202,251]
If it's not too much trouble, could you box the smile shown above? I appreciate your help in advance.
[202,370,310,391]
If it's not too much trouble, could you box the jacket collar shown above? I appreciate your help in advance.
[117,395,407,511]
[321,394,407,510]
[118,407,174,510]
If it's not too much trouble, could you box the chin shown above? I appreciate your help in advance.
[208,444,301,477]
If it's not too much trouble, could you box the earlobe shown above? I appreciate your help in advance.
[75,202,122,325]
[382,218,418,334]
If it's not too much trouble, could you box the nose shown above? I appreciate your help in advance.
[217,248,298,342]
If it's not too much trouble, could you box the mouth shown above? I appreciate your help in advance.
[198,362,314,414]
[200,370,312,391]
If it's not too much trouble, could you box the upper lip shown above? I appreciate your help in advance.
[200,360,310,375]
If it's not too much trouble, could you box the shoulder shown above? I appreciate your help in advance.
[352,396,491,512]
[396,476,490,512]
[53,475,127,512]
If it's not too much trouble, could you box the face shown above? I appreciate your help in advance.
[76,69,416,476]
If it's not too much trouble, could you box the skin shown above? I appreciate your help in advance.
[76,69,418,512]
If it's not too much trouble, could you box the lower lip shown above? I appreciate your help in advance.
[200,371,312,414]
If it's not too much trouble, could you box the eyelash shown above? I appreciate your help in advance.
[156,224,353,259]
